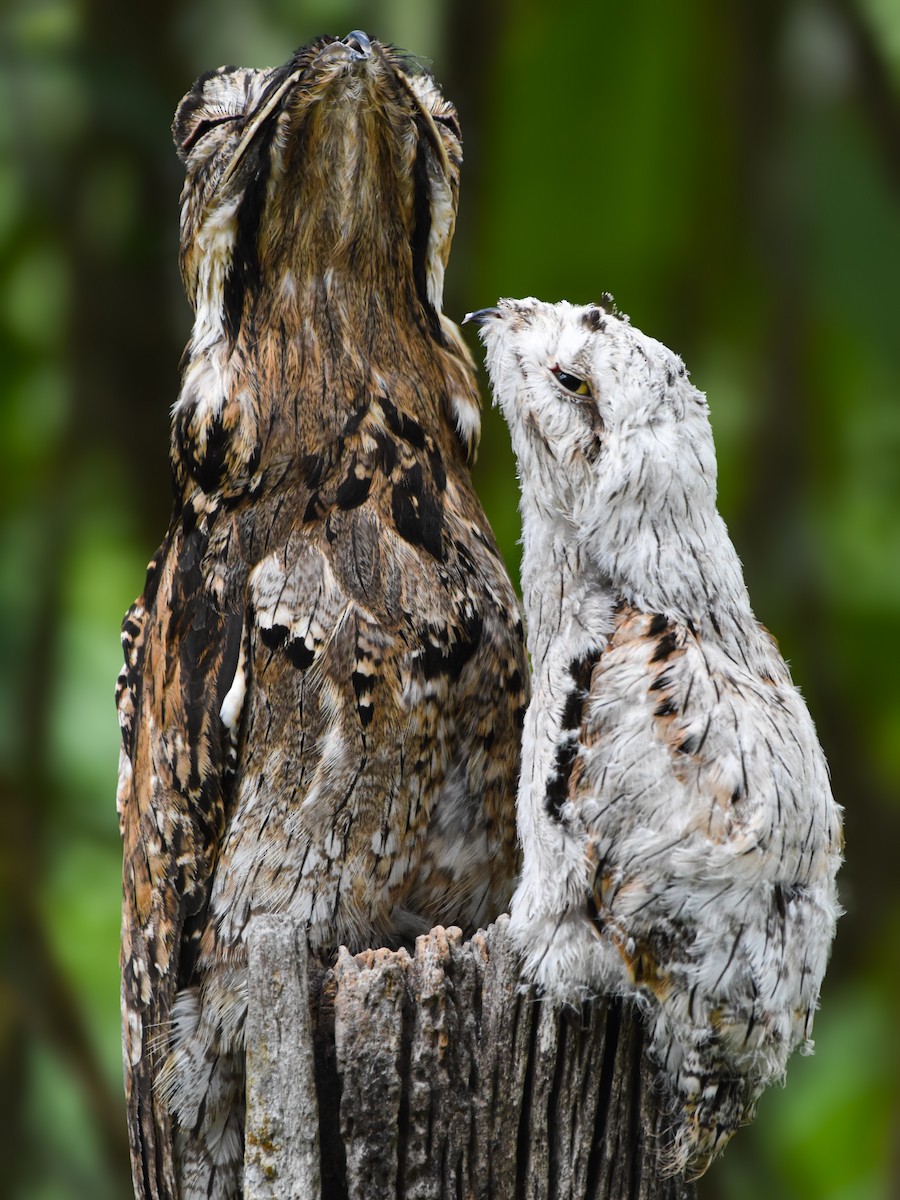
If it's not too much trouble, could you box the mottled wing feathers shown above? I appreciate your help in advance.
[224,390,523,947]
[565,604,838,1164]
[120,367,525,1194]
[574,604,837,886]
[117,519,246,1200]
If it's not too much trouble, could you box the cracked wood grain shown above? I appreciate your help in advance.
[244,916,696,1200]
[245,916,322,1199]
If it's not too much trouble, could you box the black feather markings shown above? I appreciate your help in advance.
[545,651,600,821]
[651,630,680,663]
[173,398,261,501]
[260,622,314,669]
[351,669,375,727]
[585,891,604,932]
[677,732,699,755]
[372,429,398,475]
[545,739,577,821]
[420,611,484,681]
[260,623,288,649]
[391,461,444,560]
[175,549,244,802]
[167,524,246,977]
[583,307,606,334]
[192,411,229,494]
[298,396,446,549]
[379,394,426,448]
[647,612,669,637]
[222,110,285,343]
[774,883,804,919]
[409,127,442,335]
[335,457,373,510]
[299,452,327,488]
[285,638,315,669]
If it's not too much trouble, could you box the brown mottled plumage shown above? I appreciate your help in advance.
[116,34,527,1200]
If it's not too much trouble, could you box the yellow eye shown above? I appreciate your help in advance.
[551,366,592,397]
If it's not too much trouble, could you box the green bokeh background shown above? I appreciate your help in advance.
[3,1,898,1196]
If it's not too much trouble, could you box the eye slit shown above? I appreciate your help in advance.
[550,365,592,397]
[183,114,239,154]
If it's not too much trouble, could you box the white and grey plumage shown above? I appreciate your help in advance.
[471,297,843,1175]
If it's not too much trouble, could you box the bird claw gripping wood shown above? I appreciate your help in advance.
[117,35,527,1200]
[472,297,842,1176]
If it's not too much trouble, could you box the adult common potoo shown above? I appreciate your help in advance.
[471,298,842,1175]
[116,35,527,1200]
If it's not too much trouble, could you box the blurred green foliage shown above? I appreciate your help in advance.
[2,0,898,1197]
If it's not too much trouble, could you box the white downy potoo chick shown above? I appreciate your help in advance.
[470,297,842,1175]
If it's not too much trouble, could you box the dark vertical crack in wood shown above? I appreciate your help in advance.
[585,998,623,1200]
[394,971,413,1200]
[310,962,348,1200]
[245,917,697,1200]
[515,994,541,1200]
[547,1004,569,1198]
[627,1011,644,1200]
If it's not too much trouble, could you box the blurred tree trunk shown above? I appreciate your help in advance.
[66,0,189,538]
[244,916,696,1200]
[2,3,192,1192]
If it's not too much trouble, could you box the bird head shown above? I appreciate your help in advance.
[470,298,719,553]
[173,33,462,344]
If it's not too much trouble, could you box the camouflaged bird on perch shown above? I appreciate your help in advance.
[472,297,842,1175]
[116,32,527,1200]
[116,29,842,1200]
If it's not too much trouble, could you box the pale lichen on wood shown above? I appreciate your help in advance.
[245,917,322,1199]
[245,916,695,1200]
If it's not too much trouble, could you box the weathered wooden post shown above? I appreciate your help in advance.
[244,915,696,1200]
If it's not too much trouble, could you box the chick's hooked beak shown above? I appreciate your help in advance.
[463,307,502,327]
